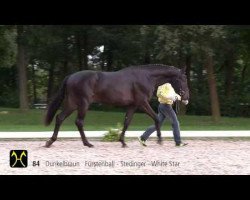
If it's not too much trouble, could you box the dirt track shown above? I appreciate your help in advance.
[0,139,250,175]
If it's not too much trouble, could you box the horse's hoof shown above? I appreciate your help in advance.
[157,140,163,145]
[122,144,128,148]
[84,143,94,148]
[44,140,54,148]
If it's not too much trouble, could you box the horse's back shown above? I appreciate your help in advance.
[65,69,153,106]
[68,70,98,82]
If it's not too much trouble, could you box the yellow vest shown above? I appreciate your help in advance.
[157,83,181,105]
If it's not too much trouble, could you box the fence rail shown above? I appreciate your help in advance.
[0,131,250,139]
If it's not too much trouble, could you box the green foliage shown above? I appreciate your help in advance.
[102,123,122,142]
[0,26,17,68]
[154,25,226,64]
[0,25,250,117]
[0,89,19,107]
[0,66,18,107]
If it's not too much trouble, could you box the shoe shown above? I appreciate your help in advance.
[176,142,188,147]
[138,136,147,147]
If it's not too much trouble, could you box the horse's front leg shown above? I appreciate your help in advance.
[119,107,137,148]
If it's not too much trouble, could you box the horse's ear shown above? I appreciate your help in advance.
[181,66,187,74]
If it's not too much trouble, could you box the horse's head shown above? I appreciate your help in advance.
[170,66,190,104]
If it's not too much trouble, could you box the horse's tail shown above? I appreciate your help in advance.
[45,76,69,126]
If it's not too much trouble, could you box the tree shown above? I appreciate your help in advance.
[0,25,17,68]
[1,25,250,118]
[16,25,29,110]
[153,25,226,121]
[205,51,221,122]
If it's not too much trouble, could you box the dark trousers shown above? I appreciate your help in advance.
[141,103,181,144]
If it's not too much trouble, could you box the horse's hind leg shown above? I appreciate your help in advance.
[75,100,93,148]
[119,107,136,148]
[45,108,74,148]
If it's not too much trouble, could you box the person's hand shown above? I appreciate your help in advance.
[175,94,181,101]
[182,100,189,105]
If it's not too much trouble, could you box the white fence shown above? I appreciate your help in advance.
[0,131,250,139]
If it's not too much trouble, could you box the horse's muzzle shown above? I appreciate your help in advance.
[181,100,189,105]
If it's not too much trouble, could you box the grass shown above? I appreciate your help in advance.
[0,107,249,131]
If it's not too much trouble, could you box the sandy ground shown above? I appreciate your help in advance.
[0,139,250,175]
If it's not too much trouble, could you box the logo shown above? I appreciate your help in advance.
[10,150,28,168]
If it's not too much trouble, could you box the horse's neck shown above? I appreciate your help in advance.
[148,70,179,88]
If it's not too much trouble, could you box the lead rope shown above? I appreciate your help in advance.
[175,100,180,114]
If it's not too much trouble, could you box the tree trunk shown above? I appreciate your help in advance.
[31,64,37,104]
[144,49,151,64]
[224,50,235,97]
[179,55,192,115]
[76,32,83,71]
[82,31,88,70]
[100,53,105,71]
[63,60,68,75]
[186,55,192,89]
[47,63,55,103]
[106,47,113,71]
[205,54,221,122]
[17,25,29,111]
[62,36,69,77]
[241,62,248,83]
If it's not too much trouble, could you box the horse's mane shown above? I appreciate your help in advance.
[120,64,180,72]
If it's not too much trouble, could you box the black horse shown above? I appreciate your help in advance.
[44,64,189,148]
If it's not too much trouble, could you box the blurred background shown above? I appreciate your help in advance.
[0,25,249,131]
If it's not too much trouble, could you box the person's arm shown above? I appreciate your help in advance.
[158,85,188,105]
[157,86,181,101]
[174,93,181,101]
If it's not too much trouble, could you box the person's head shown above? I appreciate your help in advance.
[170,66,190,102]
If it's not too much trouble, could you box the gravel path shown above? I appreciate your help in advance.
[0,139,250,175]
